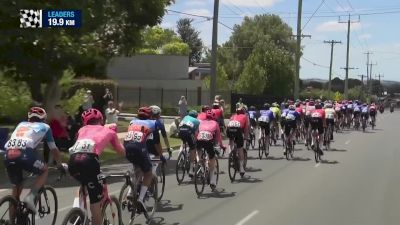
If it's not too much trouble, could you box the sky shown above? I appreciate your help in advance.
[161,0,400,81]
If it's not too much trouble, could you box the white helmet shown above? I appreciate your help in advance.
[149,105,161,115]
[325,103,333,108]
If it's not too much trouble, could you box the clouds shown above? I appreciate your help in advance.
[315,21,362,32]
[358,33,371,40]
[221,0,282,7]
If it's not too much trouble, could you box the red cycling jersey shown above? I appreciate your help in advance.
[197,112,207,121]
[211,108,223,120]
[311,109,326,120]
[229,114,248,130]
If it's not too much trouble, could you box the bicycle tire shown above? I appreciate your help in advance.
[285,143,290,160]
[60,207,86,225]
[265,136,270,158]
[119,182,137,225]
[215,157,219,187]
[194,164,205,196]
[243,148,248,169]
[37,186,58,225]
[101,195,122,225]
[258,139,263,160]
[228,151,237,182]
[156,163,166,201]
[0,195,19,225]
[175,151,186,185]
[144,176,158,222]
[251,134,256,149]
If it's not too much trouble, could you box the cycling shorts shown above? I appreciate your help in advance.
[227,127,244,148]
[178,128,196,150]
[4,148,46,185]
[68,153,103,204]
[326,118,335,127]
[369,110,376,117]
[310,117,324,135]
[361,112,369,119]
[250,118,257,128]
[353,111,361,117]
[124,142,152,173]
[197,140,216,160]
[284,120,297,136]
[216,118,225,128]
[259,121,270,136]
[304,116,311,129]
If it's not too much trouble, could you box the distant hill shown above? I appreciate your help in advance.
[302,78,400,88]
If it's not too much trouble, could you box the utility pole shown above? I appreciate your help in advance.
[340,67,358,95]
[375,74,384,96]
[294,0,303,100]
[364,51,373,93]
[358,74,367,99]
[339,14,360,99]
[210,0,219,103]
[324,40,341,99]
[368,62,377,94]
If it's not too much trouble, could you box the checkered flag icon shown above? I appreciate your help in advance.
[20,9,41,28]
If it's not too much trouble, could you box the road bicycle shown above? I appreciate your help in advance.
[119,160,159,225]
[194,146,220,196]
[311,128,323,163]
[324,123,333,151]
[284,129,294,160]
[245,126,256,150]
[258,128,269,159]
[361,115,368,132]
[0,166,64,225]
[61,173,122,225]
[176,142,191,185]
[228,141,248,182]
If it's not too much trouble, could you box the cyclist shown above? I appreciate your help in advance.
[270,103,281,141]
[324,102,336,140]
[198,105,211,121]
[353,101,362,128]
[122,107,158,214]
[310,103,326,155]
[369,102,377,126]
[361,103,369,128]
[227,107,250,177]
[334,101,343,130]
[4,107,64,213]
[282,105,300,154]
[178,110,200,178]
[212,102,225,132]
[68,108,124,225]
[248,106,258,145]
[149,105,172,159]
[196,110,225,189]
[258,103,275,146]
[304,100,316,147]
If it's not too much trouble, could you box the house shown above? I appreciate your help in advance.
[188,63,211,80]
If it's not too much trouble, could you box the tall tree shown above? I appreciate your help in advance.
[219,14,297,97]
[0,0,172,111]
[176,18,203,65]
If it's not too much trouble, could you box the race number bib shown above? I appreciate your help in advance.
[180,121,194,128]
[69,139,96,154]
[6,138,30,150]
[258,116,270,123]
[228,121,241,128]
[125,131,146,143]
[286,113,296,121]
[197,131,213,141]
[311,112,321,118]
[326,113,335,119]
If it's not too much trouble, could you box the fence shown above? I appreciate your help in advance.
[117,86,231,109]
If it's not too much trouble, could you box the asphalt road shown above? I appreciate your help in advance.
[0,111,399,225]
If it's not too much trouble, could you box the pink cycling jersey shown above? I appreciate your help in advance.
[70,125,124,156]
[198,119,223,147]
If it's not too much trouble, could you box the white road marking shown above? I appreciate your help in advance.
[236,210,259,225]
[345,140,351,145]
[314,163,320,168]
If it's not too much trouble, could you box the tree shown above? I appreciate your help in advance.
[203,64,230,91]
[221,15,296,97]
[138,26,190,55]
[176,18,203,65]
[0,0,172,113]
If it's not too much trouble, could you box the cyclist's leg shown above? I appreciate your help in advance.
[206,141,217,186]
[187,133,196,176]
[236,130,246,174]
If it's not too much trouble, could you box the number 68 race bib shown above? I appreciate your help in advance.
[69,139,96,154]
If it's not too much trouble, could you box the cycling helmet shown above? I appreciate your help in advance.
[295,102,301,107]
[309,101,315,106]
[249,106,256,111]
[363,103,368,106]
[264,103,270,109]
[149,105,161,115]
[82,108,103,125]
[205,109,214,120]
[284,103,289,109]
[188,110,198,118]
[28,107,47,120]
[325,103,333,108]
[137,107,152,120]
[288,105,296,110]
[236,106,245,114]
[201,105,211,112]
[272,102,279,107]
[315,103,322,109]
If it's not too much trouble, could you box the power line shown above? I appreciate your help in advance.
[167,9,212,19]
[346,0,355,11]
[218,21,234,30]
[301,56,330,68]
[302,0,325,31]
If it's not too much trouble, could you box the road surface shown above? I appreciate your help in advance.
[0,111,399,225]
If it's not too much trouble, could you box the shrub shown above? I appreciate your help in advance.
[61,88,86,115]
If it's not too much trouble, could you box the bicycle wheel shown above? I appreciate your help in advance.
[314,145,321,163]
[265,137,270,158]
[258,139,263,160]
[156,163,166,201]
[119,182,136,225]
[194,165,206,196]
[60,208,86,225]
[215,157,219,186]
[37,186,58,225]
[102,196,122,225]
[175,151,186,185]
[144,176,158,221]
[289,141,294,158]
[0,195,18,225]
[251,134,256,149]
[243,148,248,169]
[228,151,237,182]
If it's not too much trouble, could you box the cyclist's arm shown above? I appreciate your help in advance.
[214,124,224,148]
[110,132,125,155]
[158,121,170,149]
[244,117,250,139]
